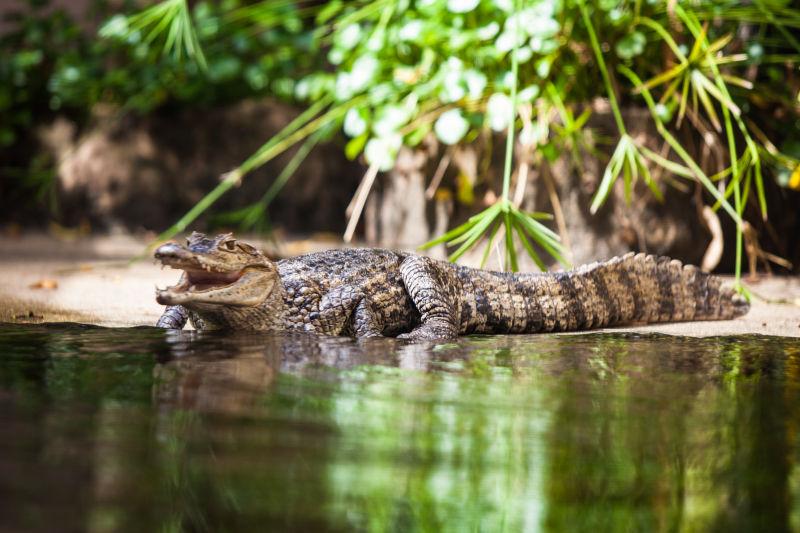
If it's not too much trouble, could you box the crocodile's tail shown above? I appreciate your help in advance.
[559,252,749,330]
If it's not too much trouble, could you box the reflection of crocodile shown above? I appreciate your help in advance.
[155,232,749,340]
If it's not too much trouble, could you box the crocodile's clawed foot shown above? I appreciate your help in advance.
[397,320,457,341]
[355,331,385,340]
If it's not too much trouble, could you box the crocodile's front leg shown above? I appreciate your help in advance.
[398,256,461,340]
[317,286,384,338]
[157,305,190,329]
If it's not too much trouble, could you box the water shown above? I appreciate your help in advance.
[0,324,798,533]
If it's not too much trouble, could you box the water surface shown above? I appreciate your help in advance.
[1,324,798,532]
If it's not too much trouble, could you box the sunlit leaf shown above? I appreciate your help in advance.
[615,31,646,59]
[487,93,513,131]
[435,109,470,145]
[345,133,368,160]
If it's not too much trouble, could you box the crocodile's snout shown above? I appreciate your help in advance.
[155,242,193,261]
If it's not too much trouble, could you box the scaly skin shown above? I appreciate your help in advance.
[155,232,750,340]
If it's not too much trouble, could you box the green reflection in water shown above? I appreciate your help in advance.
[0,324,798,532]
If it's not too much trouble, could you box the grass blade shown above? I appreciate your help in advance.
[504,212,518,272]
[448,208,502,262]
[590,136,628,213]
[636,152,663,201]
[639,146,694,178]
[480,222,502,268]
[514,221,546,271]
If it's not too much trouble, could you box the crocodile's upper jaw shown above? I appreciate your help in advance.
[155,232,277,307]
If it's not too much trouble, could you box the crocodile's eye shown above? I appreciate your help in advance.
[224,240,237,251]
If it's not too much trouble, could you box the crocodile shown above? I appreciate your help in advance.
[155,232,749,340]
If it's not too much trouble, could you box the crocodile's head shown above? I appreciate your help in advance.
[155,232,278,309]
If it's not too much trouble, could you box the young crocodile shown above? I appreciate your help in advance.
[155,232,749,340]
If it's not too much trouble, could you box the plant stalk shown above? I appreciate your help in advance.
[578,0,627,135]
[501,0,523,203]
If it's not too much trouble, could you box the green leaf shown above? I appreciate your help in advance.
[514,208,560,241]
[590,135,629,213]
[622,151,633,204]
[513,221,546,270]
[692,69,741,117]
[480,222,502,268]
[448,207,502,262]
[513,211,569,267]
[615,31,646,59]
[677,74,690,126]
[420,218,478,249]
[639,146,694,179]
[753,155,768,219]
[636,152,663,201]
[316,0,343,24]
[639,63,686,92]
[345,133,368,160]
[618,64,741,224]
[692,71,722,131]
[421,202,503,250]
[504,212,518,271]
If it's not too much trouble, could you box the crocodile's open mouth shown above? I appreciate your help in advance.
[171,268,244,293]
[155,238,274,307]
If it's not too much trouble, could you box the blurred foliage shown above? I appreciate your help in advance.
[0,0,315,216]
[107,0,800,280]
[0,0,313,122]
[2,0,800,278]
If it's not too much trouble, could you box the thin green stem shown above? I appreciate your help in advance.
[579,0,627,135]
[722,106,744,287]
[501,0,522,202]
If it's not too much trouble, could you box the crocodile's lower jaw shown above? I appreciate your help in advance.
[157,268,244,305]
[156,286,193,306]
